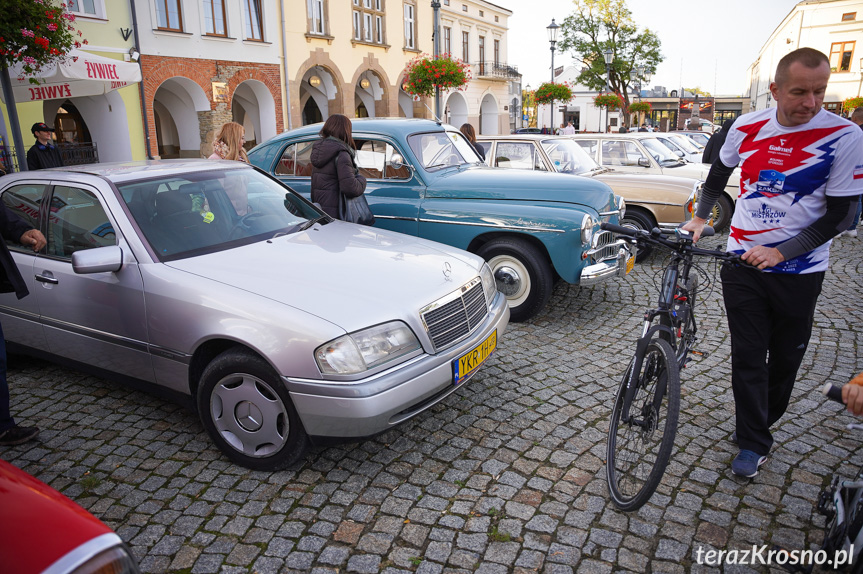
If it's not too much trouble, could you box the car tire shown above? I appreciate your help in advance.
[477,238,553,323]
[711,193,734,232]
[198,348,308,471]
[621,209,655,262]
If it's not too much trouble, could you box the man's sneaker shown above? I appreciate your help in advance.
[843,229,858,237]
[732,449,767,478]
[730,431,737,444]
[0,425,39,446]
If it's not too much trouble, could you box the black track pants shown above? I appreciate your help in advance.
[720,264,825,456]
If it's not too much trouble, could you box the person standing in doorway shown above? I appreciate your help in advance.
[682,48,863,478]
[26,123,64,171]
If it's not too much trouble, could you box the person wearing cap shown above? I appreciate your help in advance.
[26,122,64,171]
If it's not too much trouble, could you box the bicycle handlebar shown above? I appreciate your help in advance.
[822,383,844,404]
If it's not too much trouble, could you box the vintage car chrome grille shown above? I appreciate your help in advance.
[421,277,488,352]
[592,229,618,263]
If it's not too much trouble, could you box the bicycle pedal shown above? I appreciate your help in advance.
[689,350,709,359]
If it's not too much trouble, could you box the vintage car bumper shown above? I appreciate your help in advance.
[285,293,510,438]
[579,240,634,287]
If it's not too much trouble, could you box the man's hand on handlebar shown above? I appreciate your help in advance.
[741,245,785,270]
[842,373,863,416]
[680,217,708,242]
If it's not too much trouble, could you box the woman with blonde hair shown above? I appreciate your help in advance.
[208,121,250,215]
[208,121,249,163]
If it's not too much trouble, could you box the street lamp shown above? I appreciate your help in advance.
[547,19,559,133]
[603,48,614,132]
[431,1,442,119]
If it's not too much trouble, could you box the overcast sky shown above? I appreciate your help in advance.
[494,0,802,96]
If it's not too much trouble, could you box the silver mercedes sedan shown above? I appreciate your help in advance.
[0,160,508,470]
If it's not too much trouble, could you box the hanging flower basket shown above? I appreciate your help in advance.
[629,101,652,114]
[403,53,472,98]
[593,93,624,110]
[843,96,863,113]
[1,0,86,80]
[534,82,574,105]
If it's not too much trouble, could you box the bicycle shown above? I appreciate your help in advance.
[600,222,754,511]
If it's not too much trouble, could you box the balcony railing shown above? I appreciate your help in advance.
[474,61,520,80]
[59,143,99,166]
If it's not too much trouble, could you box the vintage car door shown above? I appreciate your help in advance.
[272,138,316,198]
[0,182,49,351]
[31,183,154,382]
[489,141,550,172]
[351,136,422,236]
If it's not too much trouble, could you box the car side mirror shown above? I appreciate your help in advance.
[674,149,684,157]
[637,157,651,167]
[389,154,411,172]
[72,245,123,274]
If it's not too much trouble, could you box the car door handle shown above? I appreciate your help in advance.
[35,274,59,285]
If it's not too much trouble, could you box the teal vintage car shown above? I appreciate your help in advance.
[249,118,632,322]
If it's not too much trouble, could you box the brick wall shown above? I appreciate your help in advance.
[140,55,283,159]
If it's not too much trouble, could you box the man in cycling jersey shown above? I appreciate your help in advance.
[682,48,863,478]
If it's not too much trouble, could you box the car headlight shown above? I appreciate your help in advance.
[315,321,421,375]
[480,263,497,305]
[617,195,626,218]
[581,214,594,245]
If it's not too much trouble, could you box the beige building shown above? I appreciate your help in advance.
[290,0,517,133]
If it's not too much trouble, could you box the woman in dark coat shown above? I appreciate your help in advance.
[702,118,735,165]
[310,114,367,219]
[459,123,485,161]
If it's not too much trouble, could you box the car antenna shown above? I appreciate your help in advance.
[421,102,443,124]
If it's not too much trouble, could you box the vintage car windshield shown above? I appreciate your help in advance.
[668,133,702,153]
[540,138,600,175]
[407,130,481,170]
[116,168,322,260]
[641,138,685,165]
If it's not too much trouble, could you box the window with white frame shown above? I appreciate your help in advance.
[353,0,385,44]
[203,0,227,36]
[244,0,263,41]
[444,26,451,54]
[67,0,107,19]
[308,0,326,35]
[462,31,469,62]
[155,0,183,31]
[404,2,416,49]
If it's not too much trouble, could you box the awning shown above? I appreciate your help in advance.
[0,49,142,103]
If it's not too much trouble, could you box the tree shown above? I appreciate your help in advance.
[523,88,538,128]
[557,0,662,121]
[684,86,712,97]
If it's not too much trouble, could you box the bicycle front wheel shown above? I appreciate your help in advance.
[607,337,681,511]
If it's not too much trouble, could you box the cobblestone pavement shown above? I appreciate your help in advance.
[2,232,862,574]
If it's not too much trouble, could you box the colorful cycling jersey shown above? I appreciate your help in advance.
[719,107,863,273]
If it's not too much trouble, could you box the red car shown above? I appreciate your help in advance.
[0,459,139,574]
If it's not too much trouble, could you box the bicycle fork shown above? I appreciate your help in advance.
[621,318,666,426]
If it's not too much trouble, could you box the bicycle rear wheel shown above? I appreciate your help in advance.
[607,337,680,511]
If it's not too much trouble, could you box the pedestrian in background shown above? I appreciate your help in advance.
[683,48,863,478]
[310,114,367,220]
[459,123,485,162]
[0,205,46,446]
[26,122,64,171]
[842,107,863,237]
[561,121,576,135]
[702,118,736,165]
[208,121,250,216]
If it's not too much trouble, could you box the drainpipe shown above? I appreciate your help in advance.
[129,0,153,159]
[281,0,293,131]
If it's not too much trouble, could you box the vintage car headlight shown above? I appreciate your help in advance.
[315,321,421,375]
[617,195,626,218]
[581,214,595,245]
[75,544,141,574]
[480,263,497,305]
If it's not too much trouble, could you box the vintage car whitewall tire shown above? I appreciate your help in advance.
[198,348,308,471]
[477,238,553,323]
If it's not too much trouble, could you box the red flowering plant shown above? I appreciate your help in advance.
[843,97,863,113]
[404,53,472,98]
[533,82,574,105]
[1,0,85,83]
[593,93,624,110]
[629,101,651,114]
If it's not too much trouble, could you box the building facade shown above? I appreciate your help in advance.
[135,0,285,159]
[747,0,863,114]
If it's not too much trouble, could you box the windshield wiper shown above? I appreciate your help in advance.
[296,215,328,232]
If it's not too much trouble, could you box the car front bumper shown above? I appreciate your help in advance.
[579,239,633,286]
[285,293,510,438]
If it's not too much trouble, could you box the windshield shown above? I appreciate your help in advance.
[641,138,684,165]
[407,130,480,170]
[668,133,702,153]
[540,138,600,175]
[116,167,322,260]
